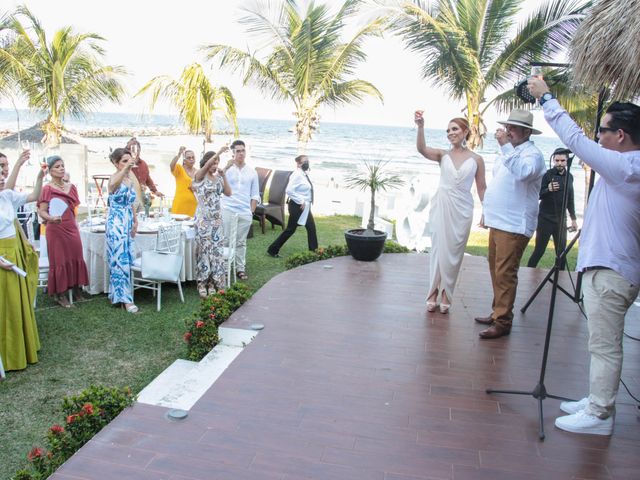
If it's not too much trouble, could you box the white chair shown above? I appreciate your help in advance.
[16,203,38,243]
[223,213,239,287]
[132,223,184,311]
[36,234,73,307]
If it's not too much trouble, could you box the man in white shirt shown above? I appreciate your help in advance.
[529,78,640,436]
[267,155,318,257]
[475,110,546,339]
[222,140,260,280]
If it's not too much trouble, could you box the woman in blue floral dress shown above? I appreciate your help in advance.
[106,148,140,313]
[193,147,231,298]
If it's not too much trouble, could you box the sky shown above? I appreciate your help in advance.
[1,0,558,135]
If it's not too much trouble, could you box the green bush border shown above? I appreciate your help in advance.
[13,385,136,480]
[284,241,410,269]
[183,282,253,361]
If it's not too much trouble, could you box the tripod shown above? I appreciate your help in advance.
[486,156,577,440]
[521,158,579,313]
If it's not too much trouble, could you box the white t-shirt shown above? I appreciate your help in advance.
[0,190,28,239]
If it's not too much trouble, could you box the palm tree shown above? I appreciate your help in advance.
[1,5,125,146]
[202,0,384,150]
[344,159,404,234]
[136,63,238,143]
[390,0,590,149]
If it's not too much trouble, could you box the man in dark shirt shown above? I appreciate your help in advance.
[126,138,164,197]
[527,147,577,268]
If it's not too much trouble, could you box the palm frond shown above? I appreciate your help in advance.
[484,0,589,89]
[203,0,381,145]
[136,63,238,140]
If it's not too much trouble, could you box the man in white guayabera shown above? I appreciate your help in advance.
[475,110,546,340]
[221,140,260,281]
[529,77,640,436]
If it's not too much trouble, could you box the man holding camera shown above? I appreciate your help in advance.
[528,78,640,436]
[527,147,578,269]
[475,110,546,339]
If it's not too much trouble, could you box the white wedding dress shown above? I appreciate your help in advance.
[428,154,477,300]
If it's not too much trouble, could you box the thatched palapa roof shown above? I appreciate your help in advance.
[570,0,640,98]
[0,122,80,145]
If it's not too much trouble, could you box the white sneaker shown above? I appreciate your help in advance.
[560,397,589,415]
[555,411,613,436]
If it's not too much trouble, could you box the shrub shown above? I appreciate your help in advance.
[383,241,411,254]
[284,241,409,269]
[285,244,348,269]
[14,385,136,480]
[183,282,252,361]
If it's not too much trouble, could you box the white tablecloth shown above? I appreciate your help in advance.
[80,224,196,295]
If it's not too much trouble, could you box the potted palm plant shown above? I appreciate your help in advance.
[344,160,404,261]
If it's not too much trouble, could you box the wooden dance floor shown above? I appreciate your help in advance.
[52,254,640,479]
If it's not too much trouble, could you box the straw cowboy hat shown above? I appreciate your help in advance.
[498,109,542,135]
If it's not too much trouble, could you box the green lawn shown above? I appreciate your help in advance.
[0,215,569,479]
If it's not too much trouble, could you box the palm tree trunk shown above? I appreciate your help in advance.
[466,96,484,150]
[367,188,376,232]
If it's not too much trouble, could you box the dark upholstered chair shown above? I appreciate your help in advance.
[255,170,292,231]
[253,167,273,233]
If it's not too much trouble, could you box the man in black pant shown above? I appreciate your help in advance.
[267,155,318,257]
[527,148,578,269]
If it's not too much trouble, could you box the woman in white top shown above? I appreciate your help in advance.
[0,150,44,371]
[267,155,318,257]
[415,113,487,314]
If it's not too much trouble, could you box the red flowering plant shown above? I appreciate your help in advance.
[184,282,252,361]
[13,385,136,480]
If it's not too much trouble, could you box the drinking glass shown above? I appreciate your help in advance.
[414,109,425,128]
[530,67,543,110]
[20,140,33,165]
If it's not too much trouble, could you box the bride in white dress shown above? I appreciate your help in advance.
[415,112,487,313]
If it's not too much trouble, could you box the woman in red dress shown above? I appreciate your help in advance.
[37,156,89,308]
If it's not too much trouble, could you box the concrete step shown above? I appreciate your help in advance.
[137,327,258,410]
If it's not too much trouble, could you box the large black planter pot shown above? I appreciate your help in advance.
[344,229,387,261]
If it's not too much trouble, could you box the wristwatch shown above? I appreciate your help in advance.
[539,92,555,106]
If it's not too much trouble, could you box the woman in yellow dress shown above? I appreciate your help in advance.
[170,146,197,216]
[0,150,44,371]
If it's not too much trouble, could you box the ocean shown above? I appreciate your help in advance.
[0,108,588,220]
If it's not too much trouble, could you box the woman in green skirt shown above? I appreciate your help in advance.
[0,150,44,371]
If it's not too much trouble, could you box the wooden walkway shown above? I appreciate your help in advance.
[52,254,640,480]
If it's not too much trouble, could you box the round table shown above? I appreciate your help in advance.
[80,222,196,295]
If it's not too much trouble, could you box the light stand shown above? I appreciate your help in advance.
[488,72,608,440]
[486,160,576,440]
[521,154,576,312]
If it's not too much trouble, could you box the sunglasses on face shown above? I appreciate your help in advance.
[598,126,619,134]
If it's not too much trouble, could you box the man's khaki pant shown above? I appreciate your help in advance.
[583,269,639,419]
[488,228,530,328]
[222,210,253,274]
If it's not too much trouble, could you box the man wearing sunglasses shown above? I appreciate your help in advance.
[527,147,578,269]
[528,78,640,436]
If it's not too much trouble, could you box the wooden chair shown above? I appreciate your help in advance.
[253,167,272,233]
[255,170,292,231]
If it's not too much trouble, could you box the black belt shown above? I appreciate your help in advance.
[583,266,609,272]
